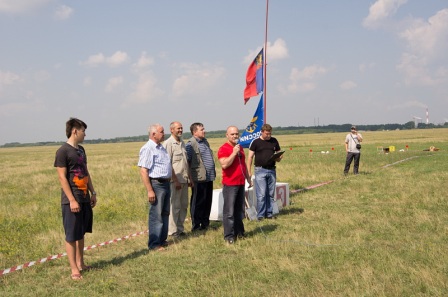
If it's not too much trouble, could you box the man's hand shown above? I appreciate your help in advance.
[148,190,156,204]
[70,200,81,213]
[90,194,97,208]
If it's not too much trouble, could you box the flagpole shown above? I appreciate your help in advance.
[263,0,269,124]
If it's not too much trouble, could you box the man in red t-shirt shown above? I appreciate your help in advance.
[218,126,252,244]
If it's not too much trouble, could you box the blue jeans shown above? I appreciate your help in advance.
[222,185,245,240]
[148,180,171,249]
[254,167,276,219]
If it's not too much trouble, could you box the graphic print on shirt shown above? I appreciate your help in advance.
[72,149,89,195]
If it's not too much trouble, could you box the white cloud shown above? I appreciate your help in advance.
[282,81,316,94]
[363,0,408,29]
[132,51,154,70]
[396,53,436,86]
[387,100,427,111]
[0,0,51,14]
[172,63,226,97]
[33,70,50,82]
[0,70,20,86]
[293,65,328,80]
[105,76,123,93]
[0,99,45,117]
[54,5,73,20]
[397,9,448,86]
[267,38,289,61]
[243,38,289,64]
[340,80,357,90]
[83,53,105,67]
[82,51,129,67]
[359,62,376,72]
[400,9,448,60]
[278,65,329,95]
[108,51,129,67]
[83,76,92,86]
[123,72,164,106]
[0,70,21,96]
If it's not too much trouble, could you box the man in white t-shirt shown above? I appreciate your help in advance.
[344,125,363,175]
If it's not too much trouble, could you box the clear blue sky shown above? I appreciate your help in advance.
[1,0,447,145]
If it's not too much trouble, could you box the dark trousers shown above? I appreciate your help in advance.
[344,152,361,174]
[190,181,213,230]
[222,185,245,240]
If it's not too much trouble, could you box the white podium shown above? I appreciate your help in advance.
[209,183,290,221]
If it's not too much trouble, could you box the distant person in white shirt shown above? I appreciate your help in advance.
[344,125,363,175]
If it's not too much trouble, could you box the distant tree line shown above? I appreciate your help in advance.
[2,121,447,148]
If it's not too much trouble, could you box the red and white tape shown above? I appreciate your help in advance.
[290,180,334,194]
[0,230,148,276]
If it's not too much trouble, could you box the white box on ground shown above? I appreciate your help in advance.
[275,183,290,207]
[209,189,225,221]
[209,183,290,221]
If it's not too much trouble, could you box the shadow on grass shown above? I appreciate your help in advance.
[246,223,278,238]
[187,221,223,238]
[279,207,304,216]
[94,248,149,269]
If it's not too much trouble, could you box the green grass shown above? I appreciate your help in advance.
[0,129,447,296]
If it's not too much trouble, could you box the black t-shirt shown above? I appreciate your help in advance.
[249,137,281,167]
[54,143,90,204]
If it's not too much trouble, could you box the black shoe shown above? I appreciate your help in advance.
[226,239,234,245]
[266,216,276,220]
[237,233,246,239]
[257,217,264,221]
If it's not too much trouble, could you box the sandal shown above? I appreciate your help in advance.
[71,274,83,280]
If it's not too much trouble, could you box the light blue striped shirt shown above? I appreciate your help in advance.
[138,139,172,179]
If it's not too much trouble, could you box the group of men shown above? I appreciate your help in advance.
[137,122,283,250]
[137,122,216,250]
[54,117,362,279]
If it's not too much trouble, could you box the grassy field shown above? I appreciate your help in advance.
[0,129,447,296]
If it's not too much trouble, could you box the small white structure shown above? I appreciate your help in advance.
[210,182,290,221]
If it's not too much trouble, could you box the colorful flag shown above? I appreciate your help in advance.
[244,48,264,104]
[239,95,264,148]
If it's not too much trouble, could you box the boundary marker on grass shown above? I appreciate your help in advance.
[0,230,148,276]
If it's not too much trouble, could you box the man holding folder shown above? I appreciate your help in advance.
[246,124,283,220]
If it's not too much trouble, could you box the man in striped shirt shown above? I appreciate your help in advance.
[185,122,216,231]
[138,124,172,251]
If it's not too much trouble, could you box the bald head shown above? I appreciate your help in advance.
[226,126,240,145]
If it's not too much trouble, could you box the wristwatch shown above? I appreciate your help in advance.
[91,191,97,195]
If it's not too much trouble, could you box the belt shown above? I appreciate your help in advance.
[257,166,276,170]
[150,177,171,183]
